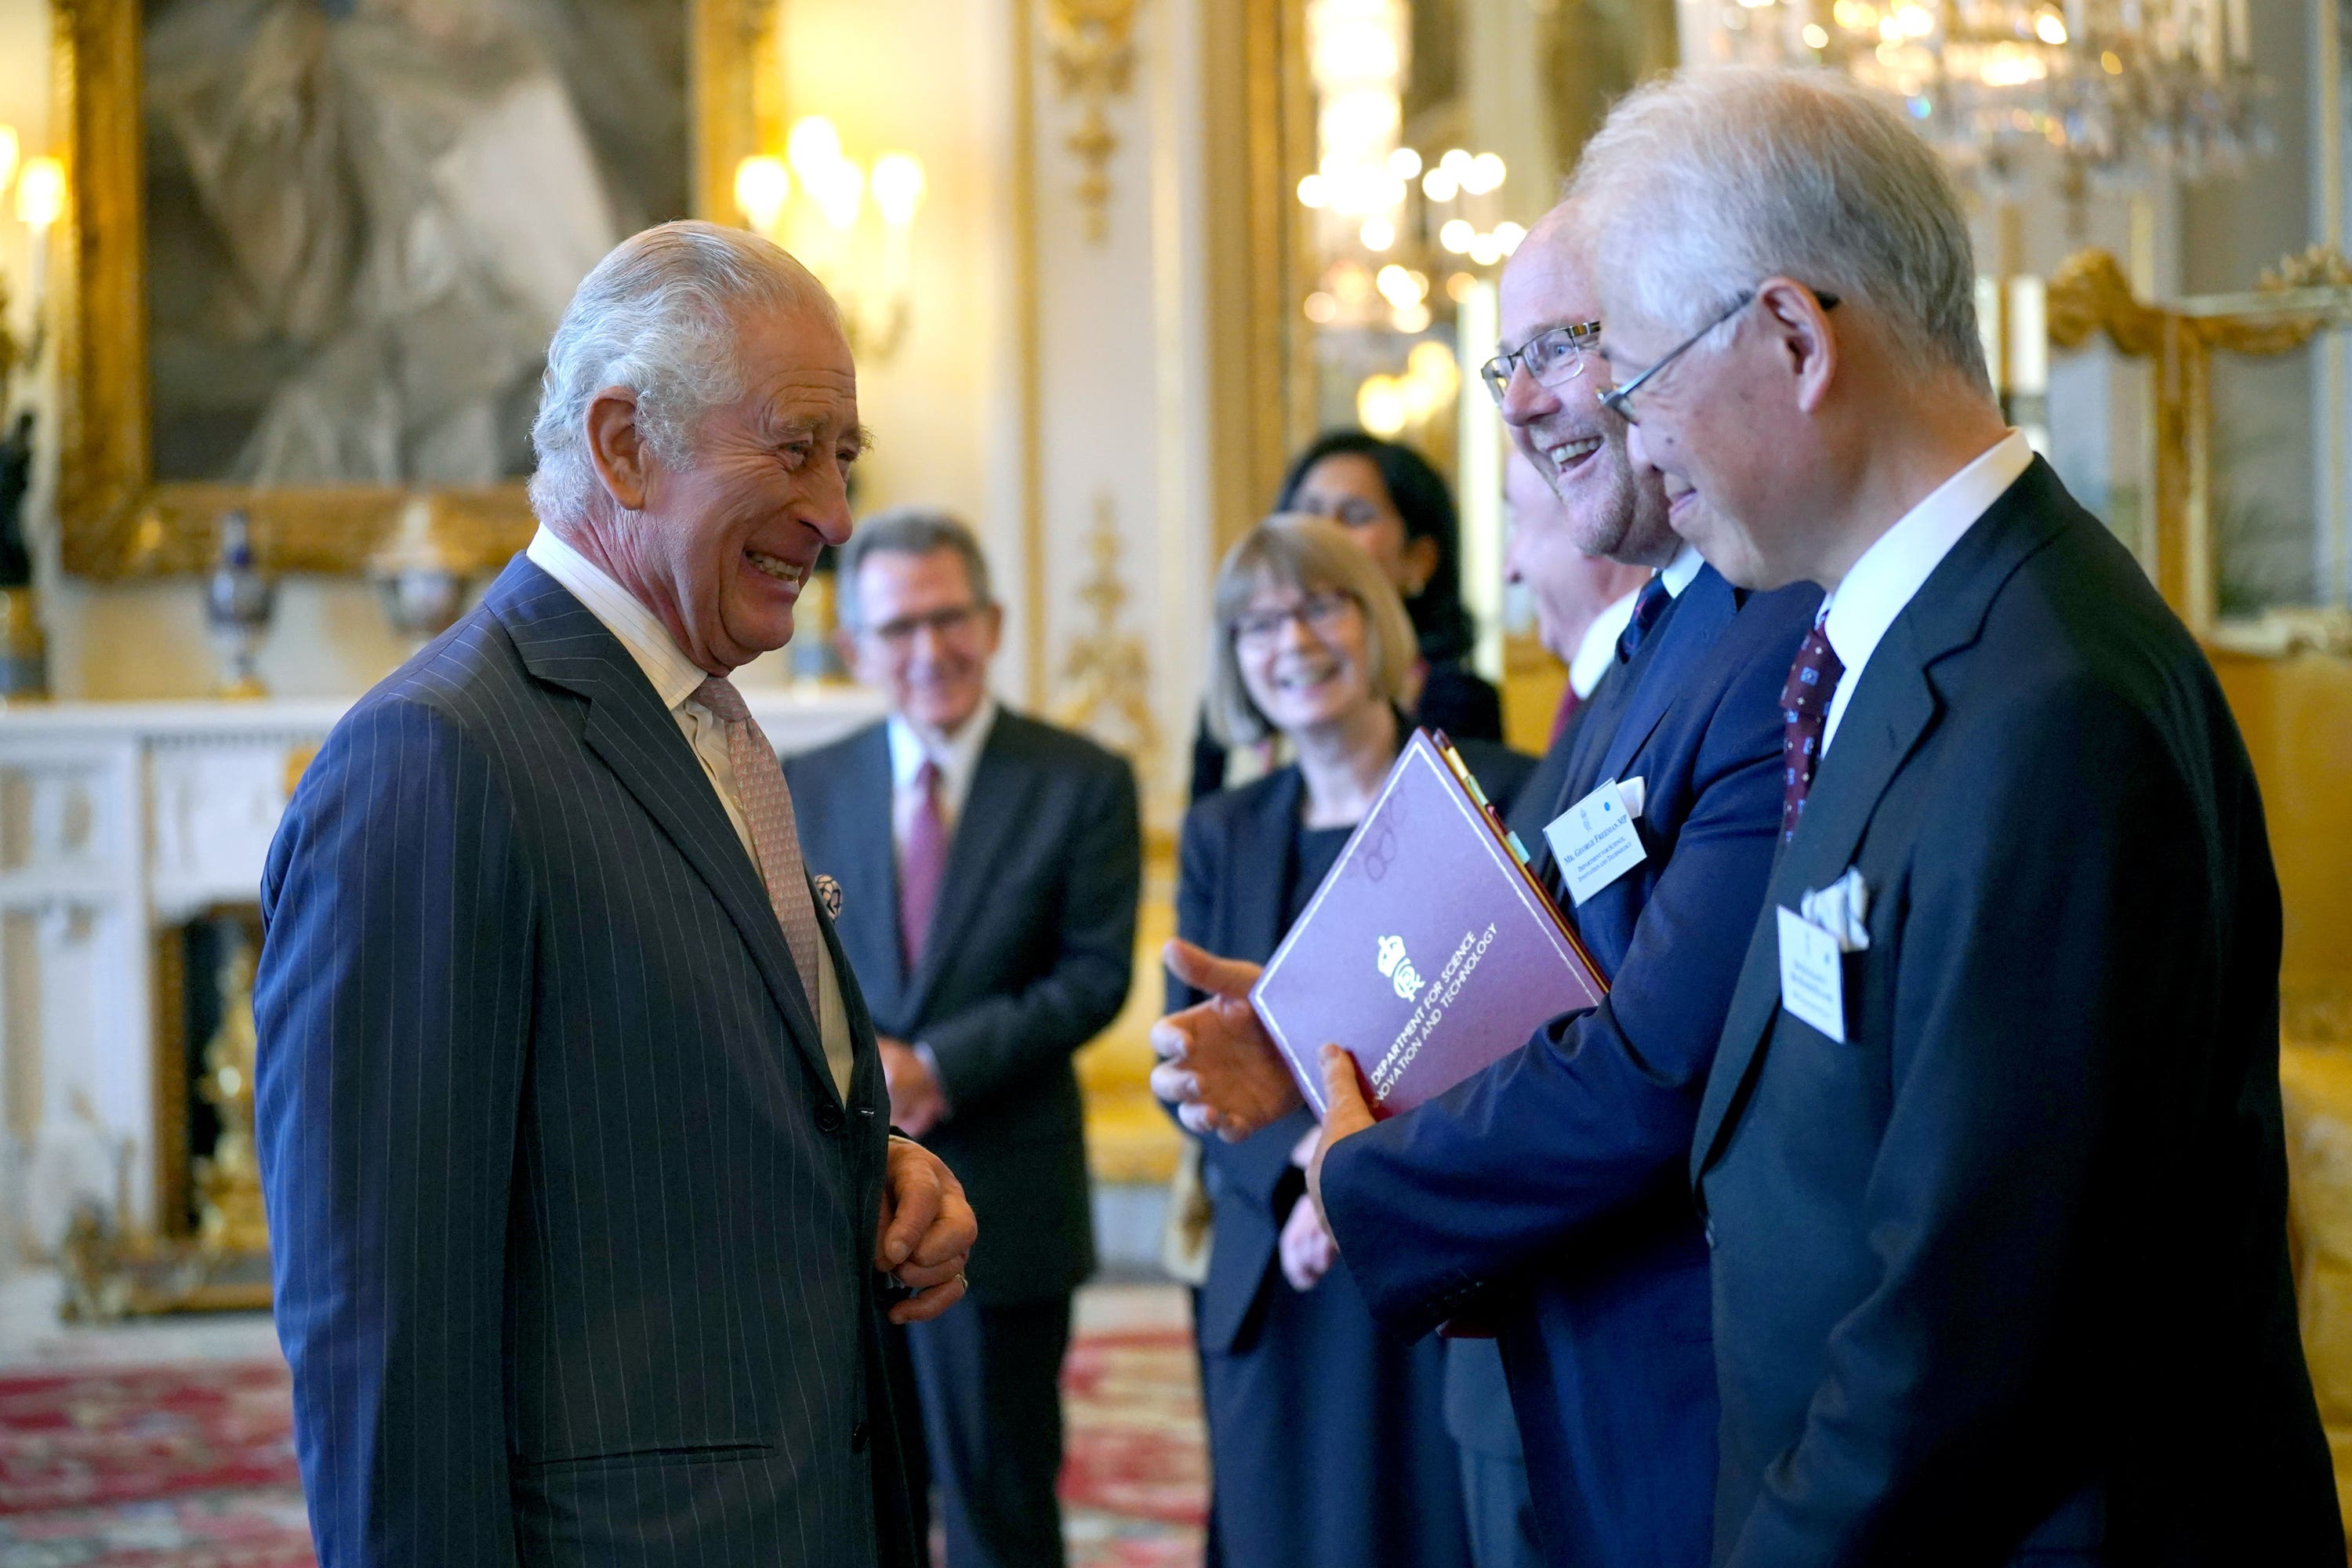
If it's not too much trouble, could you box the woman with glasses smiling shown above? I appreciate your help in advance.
[1169,514,1533,1568]
[1189,432,1505,799]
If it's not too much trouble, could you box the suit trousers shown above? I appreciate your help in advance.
[1459,1448,1548,1568]
[907,1294,1073,1568]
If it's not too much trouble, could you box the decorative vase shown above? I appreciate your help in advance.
[368,495,470,648]
[205,510,275,699]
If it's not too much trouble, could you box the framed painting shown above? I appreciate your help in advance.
[53,0,768,577]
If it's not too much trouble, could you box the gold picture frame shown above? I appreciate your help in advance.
[53,0,768,579]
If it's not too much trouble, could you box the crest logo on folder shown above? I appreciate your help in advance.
[1376,935,1425,1002]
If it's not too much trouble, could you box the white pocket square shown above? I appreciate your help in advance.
[1798,866,1871,953]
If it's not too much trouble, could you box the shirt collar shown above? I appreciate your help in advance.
[526,524,708,713]
[887,695,1000,796]
[1658,542,1704,599]
[1569,585,1642,699]
[1821,430,2034,685]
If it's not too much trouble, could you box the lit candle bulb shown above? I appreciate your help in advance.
[870,153,926,301]
[15,156,66,321]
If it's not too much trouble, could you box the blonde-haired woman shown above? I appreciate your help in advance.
[1171,516,1534,1568]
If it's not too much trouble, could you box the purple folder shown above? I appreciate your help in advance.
[1249,731,1609,1119]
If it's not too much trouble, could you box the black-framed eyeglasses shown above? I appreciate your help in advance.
[1231,590,1358,648]
[1595,288,1838,424]
[1480,319,1602,405]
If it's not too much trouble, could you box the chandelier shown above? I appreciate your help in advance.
[1704,1,2269,180]
[735,118,927,360]
[1295,0,1526,337]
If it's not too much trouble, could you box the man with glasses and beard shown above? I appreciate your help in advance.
[1152,197,1816,1566]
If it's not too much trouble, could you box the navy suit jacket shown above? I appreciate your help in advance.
[254,558,922,1568]
[786,711,1140,1302]
[1320,566,1819,1568]
[1692,460,2341,1566]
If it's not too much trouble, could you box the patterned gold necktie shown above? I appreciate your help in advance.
[693,675,824,1000]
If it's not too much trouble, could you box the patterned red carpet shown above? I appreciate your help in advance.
[0,1329,1205,1567]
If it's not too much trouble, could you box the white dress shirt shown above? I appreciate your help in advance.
[527,525,855,1097]
[886,695,1000,849]
[1819,430,2034,757]
[1657,541,1706,600]
[1570,588,1640,700]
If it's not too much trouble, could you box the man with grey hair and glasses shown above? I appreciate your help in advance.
[789,507,1141,1568]
[1152,193,1818,1566]
[256,220,974,1567]
[1572,67,2339,1563]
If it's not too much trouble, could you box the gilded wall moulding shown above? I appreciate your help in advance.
[1051,493,1160,769]
[1042,0,1142,243]
[52,0,764,579]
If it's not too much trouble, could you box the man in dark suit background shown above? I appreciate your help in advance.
[254,222,975,1568]
[789,509,1140,1568]
[1573,68,2340,1563]
[1152,199,1817,1567]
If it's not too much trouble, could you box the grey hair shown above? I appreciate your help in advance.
[1207,514,1420,748]
[836,506,996,630]
[1567,67,1991,395]
[528,220,844,524]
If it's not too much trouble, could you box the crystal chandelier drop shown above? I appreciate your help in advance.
[1699,1,2270,180]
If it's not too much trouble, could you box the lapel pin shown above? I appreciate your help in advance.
[812,873,844,919]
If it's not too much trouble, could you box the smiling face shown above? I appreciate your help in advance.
[1495,209,1675,568]
[588,303,865,672]
[1602,283,1825,591]
[1286,454,1441,597]
[841,546,1004,736]
[1231,577,1378,738]
[1504,449,1651,663]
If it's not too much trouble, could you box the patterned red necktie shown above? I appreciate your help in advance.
[1547,683,1582,747]
[898,759,949,968]
[1779,614,1846,841]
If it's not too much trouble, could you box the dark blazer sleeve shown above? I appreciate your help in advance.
[253,698,533,1567]
[924,752,1141,1109]
[1415,659,1504,744]
[1322,628,1788,1338]
[1723,685,2205,1566]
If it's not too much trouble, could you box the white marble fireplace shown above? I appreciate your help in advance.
[0,689,887,1282]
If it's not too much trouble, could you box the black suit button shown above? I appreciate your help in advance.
[815,1103,845,1134]
[850,1420,869,1454]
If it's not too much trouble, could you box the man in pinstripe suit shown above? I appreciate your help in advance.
[253,220,976,1567]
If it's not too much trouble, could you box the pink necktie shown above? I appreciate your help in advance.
[693,676,824,999]
[899,759,949,969]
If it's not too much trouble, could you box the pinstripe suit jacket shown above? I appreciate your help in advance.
[254,557,922,1568]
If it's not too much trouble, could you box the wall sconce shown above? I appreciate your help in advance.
[735,117,926,361]
[1,126,65,704]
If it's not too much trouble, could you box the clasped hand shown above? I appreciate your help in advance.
[874,1136,977,1324]
[1149,938,1381,1235]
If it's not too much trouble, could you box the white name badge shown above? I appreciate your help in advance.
[1543,777,1648,907]
[1776,905,1847,1043]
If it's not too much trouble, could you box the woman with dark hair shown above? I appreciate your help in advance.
[1190,430,1504,799]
